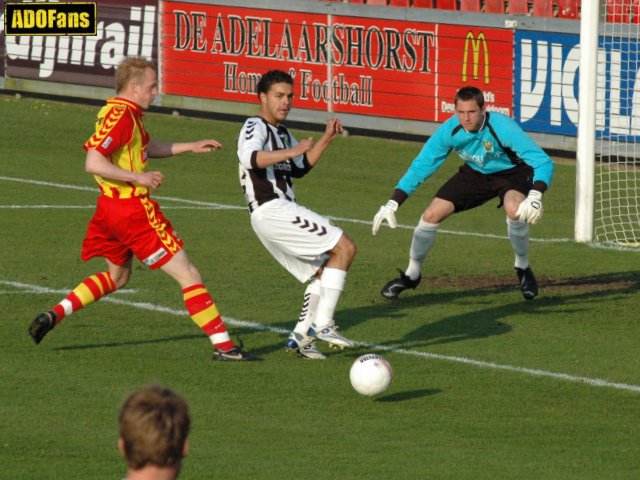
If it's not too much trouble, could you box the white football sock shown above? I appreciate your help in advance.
[313,268,347,330]
[405,219,439,280]
[507,217,530,269]
[293,278,320,336]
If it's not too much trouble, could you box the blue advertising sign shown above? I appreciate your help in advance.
[514,30,640,142]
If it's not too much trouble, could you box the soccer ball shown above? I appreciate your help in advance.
[349,353,393,397]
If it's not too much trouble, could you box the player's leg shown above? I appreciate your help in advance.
[285,277,326,359]
[116,197,258,360]
[504,189,529,270]
[409,199,453,277]
[382,165,499,299]
[28,259,127,344]
[29,197,132,345]
[504,189,538,299]
[250,199,355,353]
[159,250,260,361]
[251,209,327,358]
[310,233,357,349]
[381,197,453,299]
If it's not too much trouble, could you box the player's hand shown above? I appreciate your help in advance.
[292,137,314,156]
[516,190,544,224]
[372,200,399,235]
[326,117,343,138]
[138,171,164,190]
[193,139,222,153]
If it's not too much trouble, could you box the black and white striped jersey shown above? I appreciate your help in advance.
[237,116,313,213]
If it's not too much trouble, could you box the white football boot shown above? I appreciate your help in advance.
[310,325,355,349]
[285,331,326,360]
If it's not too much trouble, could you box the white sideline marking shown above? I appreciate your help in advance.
[2,284,137,295]
[6,279,640,394]
[0,175,571,243]
[0,176,244,210]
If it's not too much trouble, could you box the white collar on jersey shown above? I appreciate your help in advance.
[462,113,487,134]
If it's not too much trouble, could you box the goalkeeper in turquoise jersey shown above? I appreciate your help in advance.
[372,86,554,300]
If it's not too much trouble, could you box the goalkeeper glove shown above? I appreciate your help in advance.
[372,200,399,235]
[516,190,544,224]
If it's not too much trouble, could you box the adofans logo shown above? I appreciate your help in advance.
[4,2,96,36]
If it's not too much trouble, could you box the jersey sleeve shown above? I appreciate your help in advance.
[237,118,268,169]
[497,115,555,189]
[395,120,453,197]
[83,105,133,157]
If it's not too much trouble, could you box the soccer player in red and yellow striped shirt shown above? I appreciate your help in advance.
[28,56,259,361]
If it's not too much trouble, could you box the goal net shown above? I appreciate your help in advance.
[578,0,640,249]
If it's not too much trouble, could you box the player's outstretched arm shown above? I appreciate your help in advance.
[255,138,314,168]
[306,117,343,166]
[147,139,223,158]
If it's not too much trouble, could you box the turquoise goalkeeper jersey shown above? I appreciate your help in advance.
[396,111,555,197]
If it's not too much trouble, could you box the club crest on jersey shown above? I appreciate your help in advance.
[483,141,494,152]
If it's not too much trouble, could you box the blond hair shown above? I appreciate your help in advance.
[118,385,190,470]
[115,56,156,94]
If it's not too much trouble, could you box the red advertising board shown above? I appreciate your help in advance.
[3,0,157,87]
[161,6,331,107]
[162,2,513,123]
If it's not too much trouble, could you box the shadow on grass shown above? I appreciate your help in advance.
[52,327,262,352]
[375,388,442,402]
[53,333,202,351]
[51,271,640,357]
[333,270,640,350]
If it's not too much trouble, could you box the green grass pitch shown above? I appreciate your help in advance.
[1,94,639,479]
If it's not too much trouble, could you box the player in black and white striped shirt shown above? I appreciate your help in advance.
[237,69,356,359]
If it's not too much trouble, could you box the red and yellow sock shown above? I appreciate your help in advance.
[183,284,234,351]
[51,272,117,323]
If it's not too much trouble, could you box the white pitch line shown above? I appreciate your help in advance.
[1,283,137,295]
[3,280,286,334]
[5,279,640,394]
[0,175,572,243]
[0,176,244,210]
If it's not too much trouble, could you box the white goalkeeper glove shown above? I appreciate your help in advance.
[516,190,544,224]
[372,200,399,235]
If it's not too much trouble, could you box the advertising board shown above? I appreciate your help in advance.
[161,2,513,122]
[514,30,640,142]
[2,0,156,87]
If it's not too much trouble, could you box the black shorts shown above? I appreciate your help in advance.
[435,163,533,213]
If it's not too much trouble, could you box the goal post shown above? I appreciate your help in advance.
[575,0,640,249]
[574,0,599,243]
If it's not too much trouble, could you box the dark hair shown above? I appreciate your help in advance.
[454,86,484,108]
[256,70,294,97]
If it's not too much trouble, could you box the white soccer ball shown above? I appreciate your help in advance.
[349,353,393,397]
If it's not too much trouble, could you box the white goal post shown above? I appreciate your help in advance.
[575,0,640,249]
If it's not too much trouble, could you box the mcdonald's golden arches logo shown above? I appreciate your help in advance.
[462,31,490,84]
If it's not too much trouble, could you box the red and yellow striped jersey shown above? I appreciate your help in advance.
[83,97,150,198]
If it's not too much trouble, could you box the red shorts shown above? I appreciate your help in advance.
[81,195,184,270]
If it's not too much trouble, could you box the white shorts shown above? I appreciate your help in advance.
[250,198,343,283]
